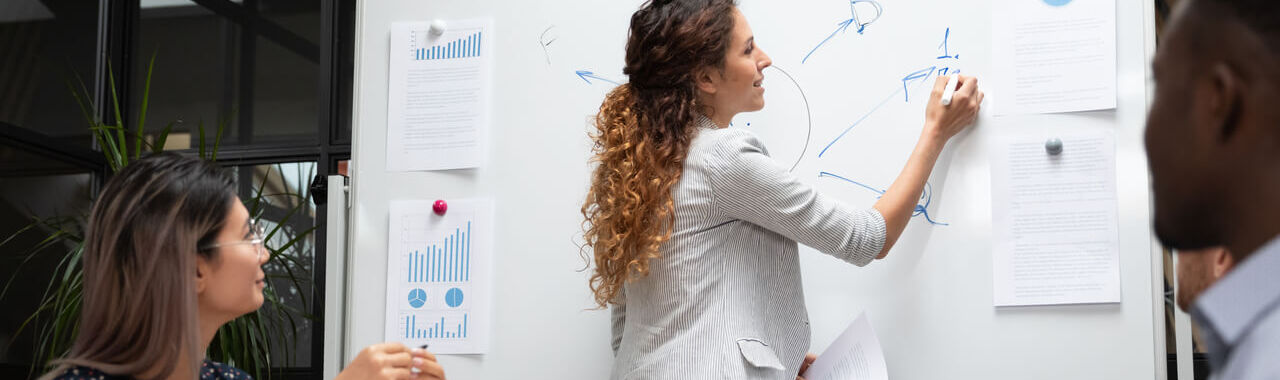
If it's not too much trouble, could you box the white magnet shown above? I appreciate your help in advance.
[428,20,447,37]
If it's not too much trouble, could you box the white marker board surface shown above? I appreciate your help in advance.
[347,0,1164,378]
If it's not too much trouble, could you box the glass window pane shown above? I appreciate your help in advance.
[226,161,317,368]
[251,33,318,144]
[0,143,94,369]
[0,0,102,148]
[135,1,320,149]
[257,0,319,46]
[136,3,240,149]
[251,0,321,144]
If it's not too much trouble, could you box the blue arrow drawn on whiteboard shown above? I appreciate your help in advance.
[817,171,948,226]
[575,70,621,86]
[803,19,856,64]
[802,0,883,64]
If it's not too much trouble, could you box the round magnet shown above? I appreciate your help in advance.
[1045,138,1063,156]
[428,20,447,37]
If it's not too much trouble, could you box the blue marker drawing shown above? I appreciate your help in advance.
[818,171,948,225]
[575,70,622,86]
[1043,0,1072,6]
[900,66,936,102]
[812,29,959,226]
[900,28,963,102]
[818,88,902,158]
[936,27,958,59]
[821,28,963,156]
[802,0,884,64]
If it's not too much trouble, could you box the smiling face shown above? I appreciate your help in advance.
[196,198,270,321]
[696,7,772,124]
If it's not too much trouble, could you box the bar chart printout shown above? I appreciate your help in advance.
[386,19,493,171]
[384,199,493,353]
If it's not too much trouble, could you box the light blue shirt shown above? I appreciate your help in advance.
[1192,234,1280,379]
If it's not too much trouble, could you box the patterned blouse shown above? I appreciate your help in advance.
[52,359,251,380]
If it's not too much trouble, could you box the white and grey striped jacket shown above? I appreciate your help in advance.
[609,116,888,379]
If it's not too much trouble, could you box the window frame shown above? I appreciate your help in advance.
[0,0,354,378]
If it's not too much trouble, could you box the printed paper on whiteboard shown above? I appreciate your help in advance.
[387,19,493,171]
[384,199,493,353]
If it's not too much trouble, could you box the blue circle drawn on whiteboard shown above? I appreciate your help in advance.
[408,288,427,309]
[1043,0,1072,6]
[445,288,464,308]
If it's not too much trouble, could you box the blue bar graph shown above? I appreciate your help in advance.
[407,222,472,283]
[403,313,469,339]
[414,31,483,61]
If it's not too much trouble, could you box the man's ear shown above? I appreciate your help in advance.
[694,67,718,96]
[1211,248,1235,279]
[1204,62,1243,142]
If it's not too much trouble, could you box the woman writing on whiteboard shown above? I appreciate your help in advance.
[41,153,445,380]
[580,0,982,378]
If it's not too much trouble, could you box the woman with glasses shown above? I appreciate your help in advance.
[42,153,446,380]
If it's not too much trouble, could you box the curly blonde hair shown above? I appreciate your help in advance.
[582,0,737,308]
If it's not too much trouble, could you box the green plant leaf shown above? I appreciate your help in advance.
[135,52,157,159]
[0,226,67,299]
[105,63,127,168]
[153,121,175,154]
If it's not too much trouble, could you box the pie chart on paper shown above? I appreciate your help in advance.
[408,288,427,308]
[446,288,465,308]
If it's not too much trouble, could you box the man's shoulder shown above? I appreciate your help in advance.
[1219,305,1280,379]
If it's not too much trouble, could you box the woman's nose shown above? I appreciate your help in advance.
[258,244,271,264]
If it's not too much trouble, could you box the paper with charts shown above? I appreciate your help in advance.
[384,199,493,353]
[803,312,888,380]
[386,19,492,171]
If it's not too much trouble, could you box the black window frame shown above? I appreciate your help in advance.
[0,0,354,378]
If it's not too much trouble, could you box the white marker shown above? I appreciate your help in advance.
[939,75,960,106]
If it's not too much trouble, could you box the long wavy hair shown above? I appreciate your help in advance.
[582,0,737,308]
[41,153,235,380]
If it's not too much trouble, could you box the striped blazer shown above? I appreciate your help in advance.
[609,116,887,379]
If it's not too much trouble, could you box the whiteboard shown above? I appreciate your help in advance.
[346,0,1164,379]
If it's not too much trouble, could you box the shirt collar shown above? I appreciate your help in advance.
[696,113,722,130]
[1192,234,1280,364]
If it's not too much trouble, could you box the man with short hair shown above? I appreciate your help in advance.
[1145,0,1280,378]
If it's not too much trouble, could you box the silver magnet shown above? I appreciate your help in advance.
[1045,138,1063,156]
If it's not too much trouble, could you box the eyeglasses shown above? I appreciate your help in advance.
[200,220,267,260]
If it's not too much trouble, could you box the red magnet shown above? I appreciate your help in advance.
[433,200,448,215]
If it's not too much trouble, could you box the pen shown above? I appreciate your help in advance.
[411,344,430,374]
[940,75,960,106]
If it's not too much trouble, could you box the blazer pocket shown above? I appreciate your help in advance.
[735,338,785,371]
